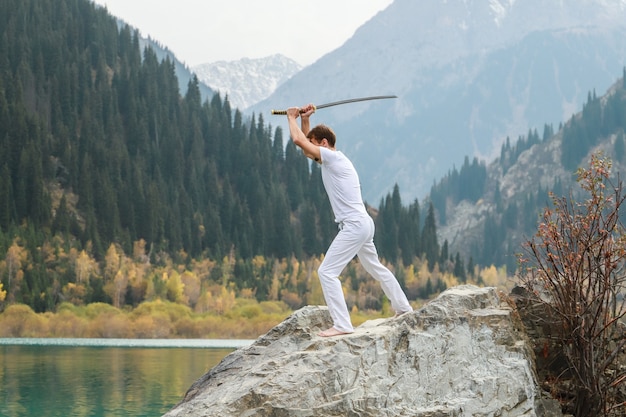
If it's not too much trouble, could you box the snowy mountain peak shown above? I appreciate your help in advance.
[192,54,302,111]
[488,0,515,26]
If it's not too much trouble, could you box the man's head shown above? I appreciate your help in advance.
[307,124,336,148]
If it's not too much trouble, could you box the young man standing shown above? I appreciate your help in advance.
[286,104,413,337]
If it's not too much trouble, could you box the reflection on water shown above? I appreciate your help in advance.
[0,340,241,417]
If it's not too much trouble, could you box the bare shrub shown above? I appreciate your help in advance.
[517,153,626,416]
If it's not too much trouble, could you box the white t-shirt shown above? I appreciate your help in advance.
[319,147,367,223]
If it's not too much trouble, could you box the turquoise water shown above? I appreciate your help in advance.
[0,338,253,417]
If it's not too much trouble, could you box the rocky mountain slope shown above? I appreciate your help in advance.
[249,0,626,203]
[193,54,301,110]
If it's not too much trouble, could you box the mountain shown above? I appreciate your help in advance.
[249,0,626,204]
[193,55,301,110]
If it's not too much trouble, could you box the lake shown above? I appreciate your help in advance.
[0,338,254,417]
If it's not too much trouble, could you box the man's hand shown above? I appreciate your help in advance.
[286,103,320,162]
[300,104,315,118]
[286,107,301,119]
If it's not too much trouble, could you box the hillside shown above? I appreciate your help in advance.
[435,72,626,271]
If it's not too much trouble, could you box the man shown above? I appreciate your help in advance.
[286,104,413,337]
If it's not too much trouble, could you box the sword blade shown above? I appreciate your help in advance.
[271,95,397,115]
[315,95,397,110]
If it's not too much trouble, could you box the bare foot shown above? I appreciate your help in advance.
[393,310,412,318]
[318,327,352,337]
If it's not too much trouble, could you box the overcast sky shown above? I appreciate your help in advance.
[92,0,393,67]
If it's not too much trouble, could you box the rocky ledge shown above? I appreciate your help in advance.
[163,285,563,417]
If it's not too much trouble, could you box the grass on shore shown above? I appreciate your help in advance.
[0,299,388,339]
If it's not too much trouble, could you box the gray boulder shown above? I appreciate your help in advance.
[163,285,562,417]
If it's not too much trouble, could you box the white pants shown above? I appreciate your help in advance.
[318,215,413,333]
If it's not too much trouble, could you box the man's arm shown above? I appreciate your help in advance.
[287,105,321,163]
[301,108,311,136]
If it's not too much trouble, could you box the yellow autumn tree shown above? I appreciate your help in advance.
[4,239,28,302]
[111,270,128,308]
[262,256,280,301]
[75,249,98,284]
[216,286,236,314]
[126,240,151,305]
[166,270,186,304]
[305,258,325,306]
[441,270,460,289]
[124,260,147,306]
[180,270,201,308]
[221,248,236,286]
[478,265,498,287]
[0,282,6,303]
[194,290,210,313]
[103,243,121,282]
[190,257,216,282]
[132,239,150,263]
[103,244,127,307]
[199,286,236,315]
[269,274,280,301]
[476,265,511,290]
[61,282,87,305]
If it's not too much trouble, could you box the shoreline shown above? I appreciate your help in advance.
[0,337,255,348]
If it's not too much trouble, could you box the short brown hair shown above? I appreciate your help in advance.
[306,124,336,147]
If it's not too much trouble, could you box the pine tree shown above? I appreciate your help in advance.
[52,195,71,235]
[422,203,439,271]
[0,164,15,229]
[454,252,466,282]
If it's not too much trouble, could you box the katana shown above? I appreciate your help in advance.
[271,95,397,115]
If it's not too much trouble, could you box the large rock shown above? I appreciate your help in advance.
[163,285,562,417]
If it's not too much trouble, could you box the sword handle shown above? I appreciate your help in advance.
[271,106,316,116]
